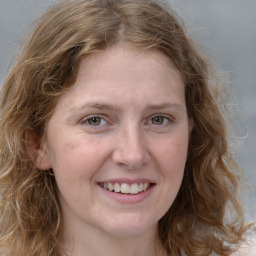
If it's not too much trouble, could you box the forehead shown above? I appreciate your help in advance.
[75,44,183,86]
[52,44,185,115]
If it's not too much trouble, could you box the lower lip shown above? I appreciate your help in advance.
[98,185,155,204]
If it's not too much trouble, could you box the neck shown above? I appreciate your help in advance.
[61,223,166,256]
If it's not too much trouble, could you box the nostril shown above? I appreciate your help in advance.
[111,130,151,169]
[113,151,150,170]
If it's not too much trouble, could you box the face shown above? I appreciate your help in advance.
[36,44,191,239]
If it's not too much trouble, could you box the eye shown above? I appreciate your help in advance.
[148,115,171,126]
[151,116,166,125]
[82,116,107,127]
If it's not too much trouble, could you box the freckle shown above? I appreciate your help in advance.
[65,139,78,150]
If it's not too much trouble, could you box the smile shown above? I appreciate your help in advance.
[99,182,152,195]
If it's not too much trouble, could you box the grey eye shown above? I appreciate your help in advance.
[87,117,102,126]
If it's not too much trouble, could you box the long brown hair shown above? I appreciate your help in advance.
[0,0,248,255]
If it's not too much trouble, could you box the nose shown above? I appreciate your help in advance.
[112,125,150,169]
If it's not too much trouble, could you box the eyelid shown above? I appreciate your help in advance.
[146,114,174,125]
[150,113,174,119]
[79,113,174,128]
[80,114,109,126]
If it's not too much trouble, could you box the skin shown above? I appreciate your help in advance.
[232,234,256,256]
[34,44,192,256]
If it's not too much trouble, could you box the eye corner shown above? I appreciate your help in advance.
[146,114,174,127]
[80,115,108,127]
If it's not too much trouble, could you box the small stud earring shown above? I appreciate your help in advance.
[47,169,54,176]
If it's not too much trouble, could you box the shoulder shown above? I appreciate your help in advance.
[180,226,256,256]
[231,229,256,256]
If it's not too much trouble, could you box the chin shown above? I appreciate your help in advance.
[100,213,158,237]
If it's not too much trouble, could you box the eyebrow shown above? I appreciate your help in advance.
[146,103,183,111]
[69,102,183,113]
[70,102,116,113]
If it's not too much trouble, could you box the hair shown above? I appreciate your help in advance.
[0,0,249,255]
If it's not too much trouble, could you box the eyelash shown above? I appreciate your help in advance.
[81,114,173,128]
[146,114,173,126]
[81,115,109,127]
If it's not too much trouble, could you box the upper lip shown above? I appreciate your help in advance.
[97,178,156,185]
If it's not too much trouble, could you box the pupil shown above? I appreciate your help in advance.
[88,117,101,126]
[153,116,163,125]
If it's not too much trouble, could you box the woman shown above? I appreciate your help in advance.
[0,0,253,255]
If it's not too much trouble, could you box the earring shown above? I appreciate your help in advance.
[47,169,54,176]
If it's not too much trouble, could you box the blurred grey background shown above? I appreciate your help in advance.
[0,1,255,222]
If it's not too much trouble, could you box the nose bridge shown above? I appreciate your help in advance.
[112,123,149,169]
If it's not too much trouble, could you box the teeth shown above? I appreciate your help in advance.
[102,182,151,194]
[130,183,139,194]
[121,183,130,193]
[108,182,114,191]
[114,183,121,193]
[143,182,149,190]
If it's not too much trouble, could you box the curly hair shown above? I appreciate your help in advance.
[0,0,248,255]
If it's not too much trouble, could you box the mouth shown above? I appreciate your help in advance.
[98,182,154,195]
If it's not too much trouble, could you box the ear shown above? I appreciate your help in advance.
[26,130,52,170]
[189,117,194,133]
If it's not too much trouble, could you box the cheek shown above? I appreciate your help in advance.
[156,132,189,195]
[158,133,189,170]
[148,134,189,219]
[52,137,110,202]
[49,133,109,181]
